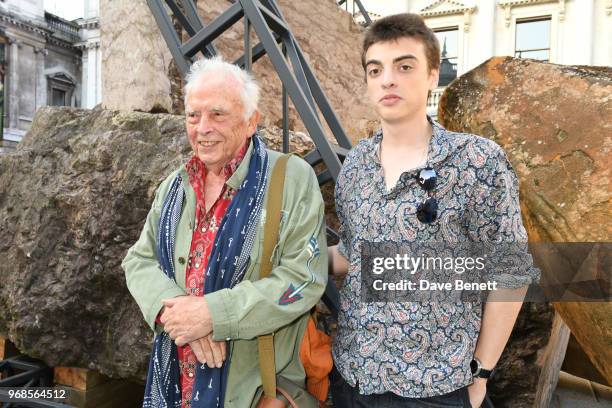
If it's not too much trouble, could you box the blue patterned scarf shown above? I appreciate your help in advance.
[143,136,269,408]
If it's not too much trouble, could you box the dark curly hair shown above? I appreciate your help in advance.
[362,13,440,73]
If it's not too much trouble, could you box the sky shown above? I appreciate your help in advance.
[44,0,85,21]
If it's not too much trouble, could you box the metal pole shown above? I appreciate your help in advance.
[282,43,289,153]
[244,17,252,71]
[354,0,372,26]
[239,0,342,177]
[147,0,192,75]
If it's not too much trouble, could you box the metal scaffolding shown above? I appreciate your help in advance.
[147,0,355,183]
[0,356,68,407]
[146,0,367,316]
[337,0,372,26]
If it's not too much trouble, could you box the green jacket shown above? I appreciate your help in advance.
[122,142,328,407]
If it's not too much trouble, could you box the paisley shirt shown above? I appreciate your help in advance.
[333,116,539,397]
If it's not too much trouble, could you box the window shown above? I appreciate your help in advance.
[52,88,66,106]
[47,72,76,107]
[434,28,458,87]
[515,17,551,61]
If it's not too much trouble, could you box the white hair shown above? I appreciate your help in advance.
[184,56,260,119]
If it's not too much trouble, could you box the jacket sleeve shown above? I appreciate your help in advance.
[334,149,354,261]
[206,158,328,341]
[122,183,186,332]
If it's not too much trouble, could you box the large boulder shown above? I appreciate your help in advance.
[0,106,314,380]
[101,0,376,142]
[439,57,610,243]
[100,0,173,113]
[438,57,612,403]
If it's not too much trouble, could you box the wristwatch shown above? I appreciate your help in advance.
[470,357,494,379]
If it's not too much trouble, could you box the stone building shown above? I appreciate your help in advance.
[350,0,612,116]
[0,0,100,148]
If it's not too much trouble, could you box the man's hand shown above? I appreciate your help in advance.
[328,245,349,278]
[189,334,227,368]
[467,378,486,408]
[160,296,213,346]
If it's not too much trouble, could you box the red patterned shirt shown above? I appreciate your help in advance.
[177,140,249,406]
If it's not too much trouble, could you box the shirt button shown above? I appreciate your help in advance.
[178,257,185,264]
[188,372,194,378]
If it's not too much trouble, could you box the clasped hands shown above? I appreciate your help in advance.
[160,296,227,368]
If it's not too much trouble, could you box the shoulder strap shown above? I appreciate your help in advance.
[260,154,291,279]
[258,154,291,399]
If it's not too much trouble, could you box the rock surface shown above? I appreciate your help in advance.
[0,107,316,380]
[101,0,376,142]
[439,57,611,244]
[438,57,612,402]
[491,303,555,407]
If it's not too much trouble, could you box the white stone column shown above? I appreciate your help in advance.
[575,0,594,65]
[472,0,495,69]
[81,47,89,108]
[605,3,612,66]
[34,47,47,110]
[96,42,101,106]
[7,37,20,130]
[86,44,97,108]
[85,0,99,19]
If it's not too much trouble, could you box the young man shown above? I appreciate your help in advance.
[329,14,538,407]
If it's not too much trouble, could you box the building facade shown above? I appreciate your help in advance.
[0,0,100,147]
[347,0,611,116]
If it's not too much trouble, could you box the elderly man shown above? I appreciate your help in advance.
[123,57,328,408]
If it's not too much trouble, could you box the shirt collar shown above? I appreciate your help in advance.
[370,115,450,168]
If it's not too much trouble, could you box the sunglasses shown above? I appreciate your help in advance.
[416,167,438,223]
